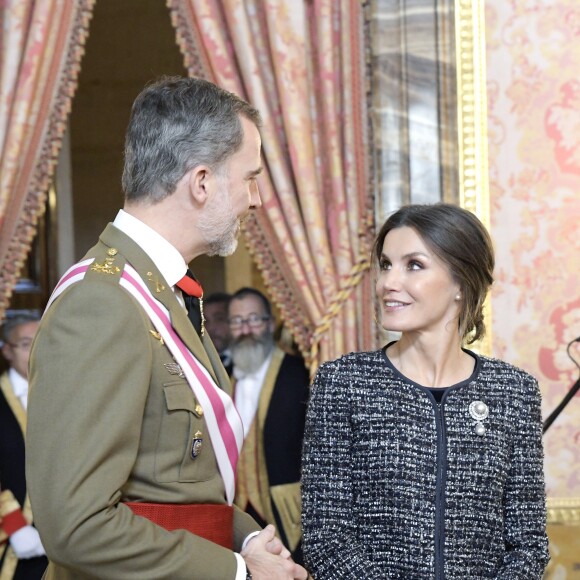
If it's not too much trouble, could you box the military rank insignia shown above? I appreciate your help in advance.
[90,249,120,275]
[164,362,184,378]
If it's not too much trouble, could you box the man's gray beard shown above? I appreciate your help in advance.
[204,218,240,257]
[198,184,240,257]
[231,334,274,375]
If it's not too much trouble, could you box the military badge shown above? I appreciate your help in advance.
[164,362,184,378]
[149,330,164,345]
[191,431,203,459]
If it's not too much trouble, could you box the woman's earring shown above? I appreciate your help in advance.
[455,293,461,301]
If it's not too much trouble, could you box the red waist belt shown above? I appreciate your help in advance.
[125,502,233,549]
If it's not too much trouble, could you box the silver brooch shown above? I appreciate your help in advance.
[469,400,489,436]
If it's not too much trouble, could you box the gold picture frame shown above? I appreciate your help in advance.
[547,497,580,526]
[545,498,580,578]
[454,0,491,357]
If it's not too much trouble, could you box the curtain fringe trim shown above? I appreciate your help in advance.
[167,0,214,79]
[241,215,312,365]
[0,0,96,321]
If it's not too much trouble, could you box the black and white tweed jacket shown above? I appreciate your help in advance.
[301,349,549,579]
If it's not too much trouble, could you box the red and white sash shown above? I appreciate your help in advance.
[46,260,243,505]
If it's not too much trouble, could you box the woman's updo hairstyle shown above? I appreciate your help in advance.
[373,203,495,344]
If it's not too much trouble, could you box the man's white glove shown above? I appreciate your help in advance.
[9,525,46,559]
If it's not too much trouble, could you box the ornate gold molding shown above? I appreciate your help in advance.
[455,0,492,356]
[547,497,580,526]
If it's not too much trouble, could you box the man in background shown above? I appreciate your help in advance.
[0,313,47,579]
[229,288,310,563]
[26,76,307,580]
[205,292,233,375]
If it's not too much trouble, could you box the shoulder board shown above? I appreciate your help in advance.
[85,247,126,282]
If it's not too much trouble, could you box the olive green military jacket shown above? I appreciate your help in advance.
[26,224,259,580]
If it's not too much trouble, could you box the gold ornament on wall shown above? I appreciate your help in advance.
[455,0,491,357]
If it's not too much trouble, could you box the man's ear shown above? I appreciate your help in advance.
[187,166,211,205]
[1,343,14,364]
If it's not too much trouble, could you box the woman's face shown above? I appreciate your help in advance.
[375,226,461,338]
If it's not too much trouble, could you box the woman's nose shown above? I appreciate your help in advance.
[379,267,402,291]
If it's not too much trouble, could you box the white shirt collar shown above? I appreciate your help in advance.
[113,209,187,287]
[9,368,28,409]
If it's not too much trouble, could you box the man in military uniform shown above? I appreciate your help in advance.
[26,77,307,580]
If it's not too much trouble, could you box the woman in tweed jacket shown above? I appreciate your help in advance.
[301,203,549,579]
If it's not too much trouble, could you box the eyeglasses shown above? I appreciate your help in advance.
[228,314,270,330]
[7,339,34,350]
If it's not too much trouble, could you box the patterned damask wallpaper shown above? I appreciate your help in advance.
[486,0,580,498]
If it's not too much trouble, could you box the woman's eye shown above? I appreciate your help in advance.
[408,260,422,270]
[379,260,391,271]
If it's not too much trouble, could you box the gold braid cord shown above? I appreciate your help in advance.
[309,255,371,380]
[309,206,375,379]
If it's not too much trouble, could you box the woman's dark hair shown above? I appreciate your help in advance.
[373,203,495,344]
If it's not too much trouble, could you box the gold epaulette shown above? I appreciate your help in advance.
[89,247,122,276]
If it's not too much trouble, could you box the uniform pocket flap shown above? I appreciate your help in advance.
[163,382,197,413]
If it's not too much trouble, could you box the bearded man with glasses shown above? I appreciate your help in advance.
[228,287,310,566]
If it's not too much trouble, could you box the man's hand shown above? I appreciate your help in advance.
[264,531,291,560]
[241,524,308,579]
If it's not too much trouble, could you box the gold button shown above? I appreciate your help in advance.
[107,248,118,256]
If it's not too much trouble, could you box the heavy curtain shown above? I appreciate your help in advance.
[169,0,376,373]
[0,0,94,320]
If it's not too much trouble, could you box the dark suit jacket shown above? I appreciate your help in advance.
[26,224,259,580]
[0,373,48,579]
[0,376,27,505]
[263,353,309,490]
[236,349,309,562]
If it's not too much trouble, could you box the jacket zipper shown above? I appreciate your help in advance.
[433,395,447,580]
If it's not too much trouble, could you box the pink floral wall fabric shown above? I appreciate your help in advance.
[486,1,580,498]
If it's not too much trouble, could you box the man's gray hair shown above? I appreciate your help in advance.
[1,312,41,343]
[122,76,262,202]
